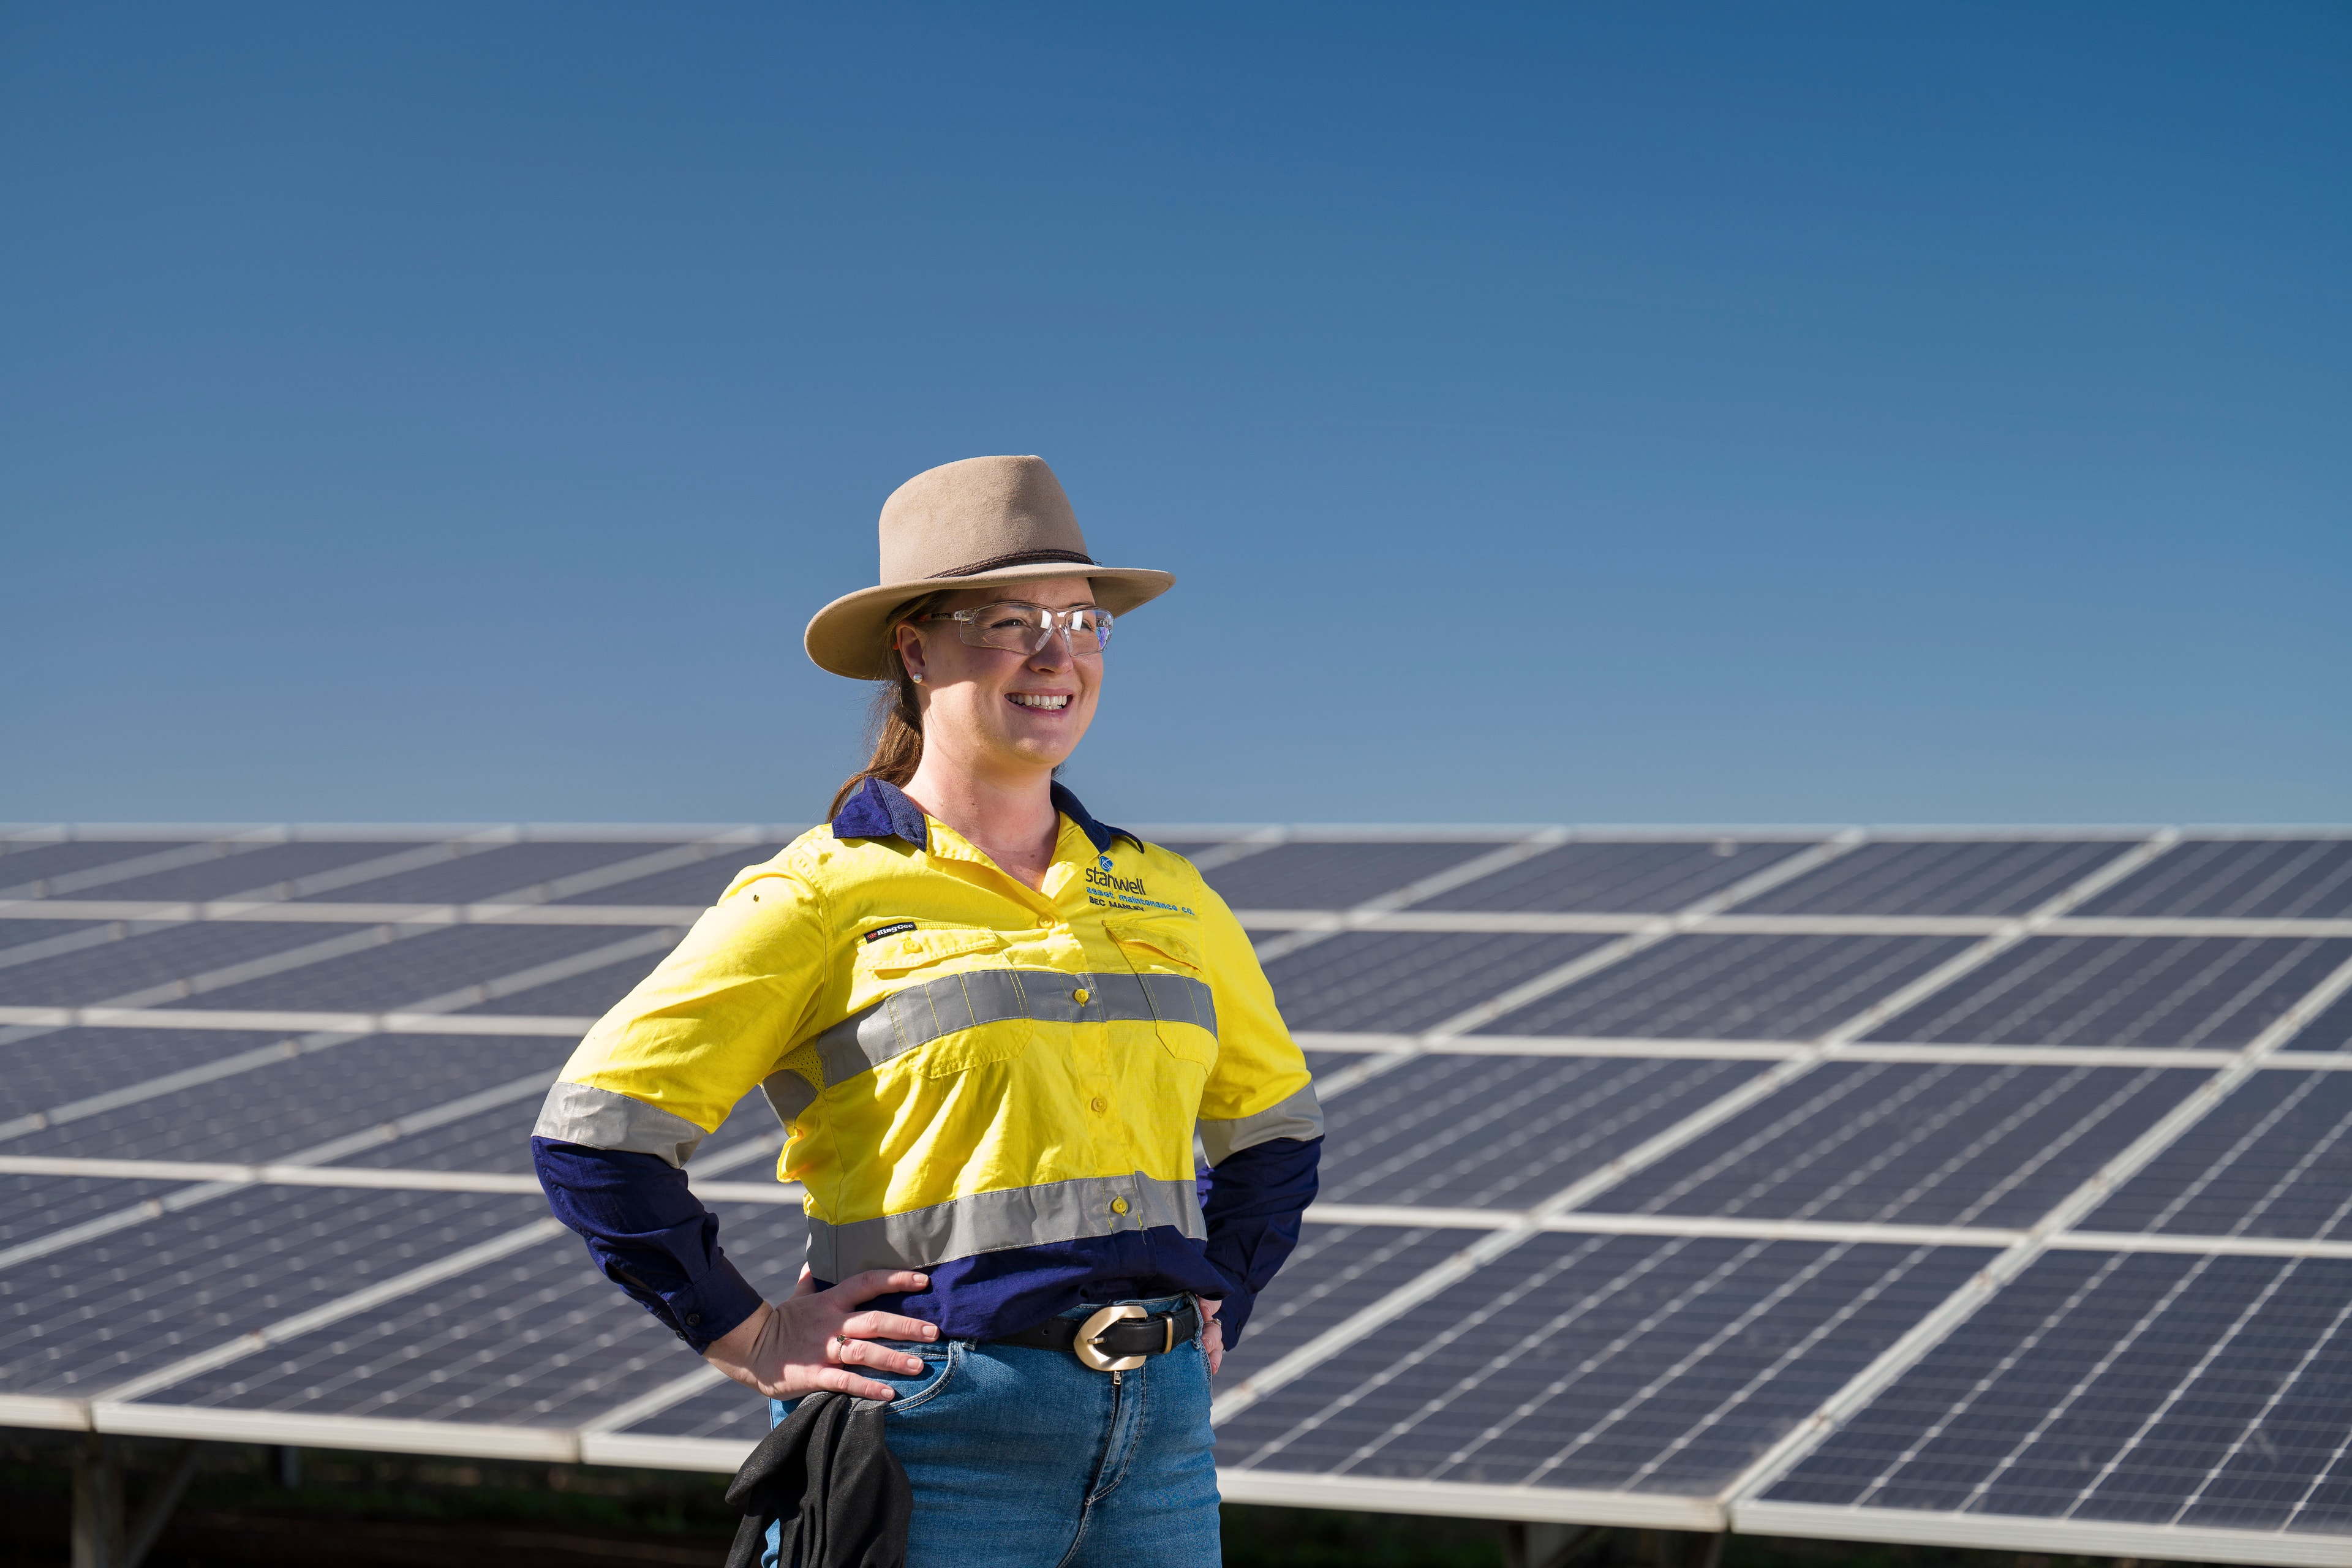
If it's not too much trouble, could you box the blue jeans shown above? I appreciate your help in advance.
[765,1294,1219,1568]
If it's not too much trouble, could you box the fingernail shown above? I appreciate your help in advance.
[924,1325,938,1340]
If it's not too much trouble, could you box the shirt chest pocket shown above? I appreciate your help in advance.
[1104,915,1219,1069]
[853,927,1036,1080]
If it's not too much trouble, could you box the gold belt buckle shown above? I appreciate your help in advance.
[1072,1303,1150,1373]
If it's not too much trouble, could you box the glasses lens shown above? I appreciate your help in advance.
[952,605,1112,655]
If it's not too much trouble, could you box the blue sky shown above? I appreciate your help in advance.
[5,3,2346,827]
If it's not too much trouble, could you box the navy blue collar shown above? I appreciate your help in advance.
[831,777,1140,856]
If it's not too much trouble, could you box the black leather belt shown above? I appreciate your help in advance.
[988,1300,1200,1372]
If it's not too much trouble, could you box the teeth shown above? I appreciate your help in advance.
[1011,694,1071,710]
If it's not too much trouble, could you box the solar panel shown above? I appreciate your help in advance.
[2,822,2349,1566]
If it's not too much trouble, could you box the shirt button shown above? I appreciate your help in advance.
[1072,987,1090,1006]
[685,1313,701,1326]
[1110,1197,1131,1215]
[1090,1096,1108,1113]
[1037,914,1055,928]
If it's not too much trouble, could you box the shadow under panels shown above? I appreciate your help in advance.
[0,1026,295,1121]
[1319,1054,1768,1210]
[0,921,378,1008]
[75,840,438,903]
[0,1183,551,1397]
[1417,839,1814,914]
[2088,1071,2352,1241]
[1864,935,2352,1050]
[181,924,674,1014]
[2075,837,2352,920]
[1767,1250,2352,1532]
[1477,933,1975,1042]
[1205,842,1504,912]
[1584,1061,2206,1231]
[1216,1233,1997,1495]
[289,841,685,906]
[0,1033,567,1165]
[1263,931,1613,1035]
[136,1200,809,1434]
[1736,839,2129,918]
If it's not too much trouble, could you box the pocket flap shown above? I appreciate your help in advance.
[1104,916,1204,972]
[857,925,1007,976]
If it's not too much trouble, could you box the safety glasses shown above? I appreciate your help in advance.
[924,602,1114,657]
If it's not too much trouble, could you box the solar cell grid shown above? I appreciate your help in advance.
[1735,840,2125,918]
[1864,935,2352,1049]
[458,953,664,1017]
[0,1172,184,1251]
[0,1034,560,1164]
[2283,989,2352,1053]
[1205,842,1494,911]
[148,1203,809,1430]
[1218,1234,1996,1494]
[0,920,378,1008]
[183,924,663,1012]
[1261,930,1612,1035]
[1215,1224,1471,1390]
[84,840,423,903]
[1317,1053,1767,1210]
[619,1373,769,1441]
[4,821,2350,1562]
[2077,838,2352,920]
[0,1026,293,1120]
[0,919,112,954]
[1417,840,1810,914]
[1586,1061,2206,1230]
[1766,1250,2352,1532]
[1477,933,1973,1042]
[292,841,678,905]
[0,1185,549,1396]
[2087,1071,2352,1241]
[553,845,793,907]
[0,839,192,892]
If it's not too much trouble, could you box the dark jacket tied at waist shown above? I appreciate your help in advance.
[725,1392,910,1568]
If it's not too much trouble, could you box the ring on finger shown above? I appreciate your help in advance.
[832,1333,853,1358]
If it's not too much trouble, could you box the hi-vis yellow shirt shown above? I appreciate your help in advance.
[535,780,1322,1285]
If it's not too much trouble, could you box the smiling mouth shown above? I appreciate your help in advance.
[1009,694,1072,710]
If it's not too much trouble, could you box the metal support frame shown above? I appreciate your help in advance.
[70,1436,200,1568]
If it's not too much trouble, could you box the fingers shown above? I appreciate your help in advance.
[827,1269,930,1305]
[816,1365,900,1401]
[840,1311,938,1343]
[829,1335,925,1376]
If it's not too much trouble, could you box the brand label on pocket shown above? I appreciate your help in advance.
[863,921,918,943]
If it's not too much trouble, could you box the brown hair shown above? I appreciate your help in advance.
[827,591,952,818]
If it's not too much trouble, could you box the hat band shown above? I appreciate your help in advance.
[931,548,1096,578]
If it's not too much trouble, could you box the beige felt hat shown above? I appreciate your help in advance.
[804,455,1175,679]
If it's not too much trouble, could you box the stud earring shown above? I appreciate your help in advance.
[910,672,924,683]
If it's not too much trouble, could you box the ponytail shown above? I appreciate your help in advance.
[827,592,951,818]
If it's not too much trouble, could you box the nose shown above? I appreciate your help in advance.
[1027,627,1076,670]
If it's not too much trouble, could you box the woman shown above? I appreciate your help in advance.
[532,455,1323,1567]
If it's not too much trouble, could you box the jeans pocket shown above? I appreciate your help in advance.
[867,1339,962,1412]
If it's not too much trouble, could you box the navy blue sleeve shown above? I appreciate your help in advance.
[532,1137,769,1354]
[1199,1134,1321,1348]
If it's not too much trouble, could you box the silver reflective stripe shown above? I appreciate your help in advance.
[808,967,1217,1085]
[533,1080,709,1168]
[805,1172,1206,1278]
[1198,1082,1325,1165]
[762,1068,816,1126]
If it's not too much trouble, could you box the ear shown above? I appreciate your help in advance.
[894,621,930,685]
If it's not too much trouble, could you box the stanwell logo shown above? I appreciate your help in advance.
[1085,863,1149,899]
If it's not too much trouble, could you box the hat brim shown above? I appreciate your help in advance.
[804,562,1175,679]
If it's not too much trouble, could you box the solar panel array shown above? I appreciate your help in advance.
[3,823,2350,1566]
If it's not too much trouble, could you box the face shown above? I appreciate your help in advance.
[892,576,1104,780]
